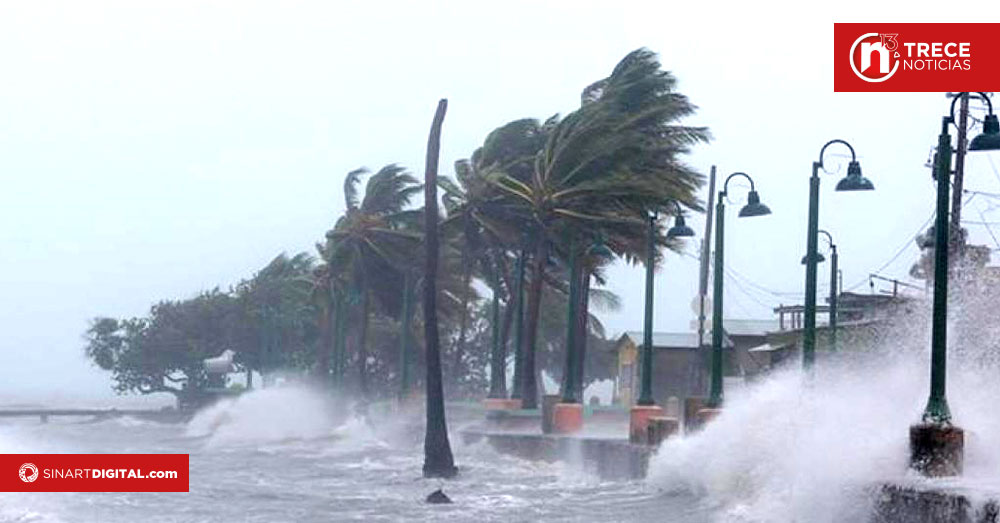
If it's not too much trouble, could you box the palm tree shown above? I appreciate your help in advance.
[422,99,458,478]
[487,48,709,408]
[235,252,316,385]
[440,118,554,401]
[325,164,423,396]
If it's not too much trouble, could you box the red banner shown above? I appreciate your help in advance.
[834,23,1000,92]
[0,454,188,492]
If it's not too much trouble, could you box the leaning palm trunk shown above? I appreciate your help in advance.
[358,289,370,397]
[422,99,457,478]
[487,260,507,399]
[314,303,333,384]
[509,249,527,400]
[452,251,473,374]
[574,268,591,402]
[521,237,548,409]
[332,291,346,386]
[398,273,415,401]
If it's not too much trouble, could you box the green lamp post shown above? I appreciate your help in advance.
[636,202,695,407]
[802,140,873,371]
[707,172,772,409]
[801,230,838,352]
[911,92,1000,476]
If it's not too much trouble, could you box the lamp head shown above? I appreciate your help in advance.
[969,114,1000,151]
[666,215,696,238]
[835,161,875,191]
[801,252,826,265]
[738,190,772,217]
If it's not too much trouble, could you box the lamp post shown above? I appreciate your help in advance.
[911,92,1000,477]
[801,230,838,352]
[704,173,772,413]
[553,236,614,434]
[802,140,873,371]
[628,204,695,443]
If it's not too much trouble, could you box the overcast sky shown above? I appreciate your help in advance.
[1,1,997,402]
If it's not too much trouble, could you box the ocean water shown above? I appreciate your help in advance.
[5,308,1000,522]
[0,387,698,523]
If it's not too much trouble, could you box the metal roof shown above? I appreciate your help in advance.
[620,331,733,349]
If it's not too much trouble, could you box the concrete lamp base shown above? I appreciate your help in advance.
[484,398,522,411]
[694,408,722,430]
[552,403,584,434]
[629,405,665,444]
[646,416,679,446]
[910,422,964,477]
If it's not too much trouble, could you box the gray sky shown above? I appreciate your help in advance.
[2,1,997,401]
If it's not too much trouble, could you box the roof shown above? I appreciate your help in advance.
[722,319,779,337]
[748,342,790,353]
[619,331,733,350]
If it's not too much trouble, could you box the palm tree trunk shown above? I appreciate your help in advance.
[452,250,473,374]
[314,302,332,385]
[521,236,548,410]
[334,291,347,387]
[399,273,414,401]
[493,252,515,388]
[510,249,527,400]
[422,99,457,478]
[575,268,591,402]
[358,289,370,397]
[488,259,506,399]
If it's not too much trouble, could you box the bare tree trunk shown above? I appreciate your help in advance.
[521,236,548,409]
[422,99,457,478]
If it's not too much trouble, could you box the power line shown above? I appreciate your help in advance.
[845,209,936,292]
[977,202,1000,251]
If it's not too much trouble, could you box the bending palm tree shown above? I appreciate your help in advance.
[489,48,709,408]
[325,164,423,396]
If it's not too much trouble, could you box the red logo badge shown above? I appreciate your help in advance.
[834,23,1000,92]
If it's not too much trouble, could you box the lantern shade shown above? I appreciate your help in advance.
[836,161,874,191]
[738,190,772,217]
[667,215,696,238]
[801,252,826,265]
[969,114,1000,151]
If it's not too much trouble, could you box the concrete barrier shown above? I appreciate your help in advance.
[460,429,655,480]
[872,483,999,523]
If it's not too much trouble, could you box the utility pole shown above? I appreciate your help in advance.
[698,166,717,349]
[949,92,970,258]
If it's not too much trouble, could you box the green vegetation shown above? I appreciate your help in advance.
[83,48,707,413]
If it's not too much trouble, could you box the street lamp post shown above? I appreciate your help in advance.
[553,237,613,434]
[911,92,1000,477]
[629,204,695,443]
[801,230,838,352]
[803,140,873,370]
[704,173,772,413]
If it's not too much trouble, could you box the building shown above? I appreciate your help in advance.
[612,290,920,408]
[612,319,778,407]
